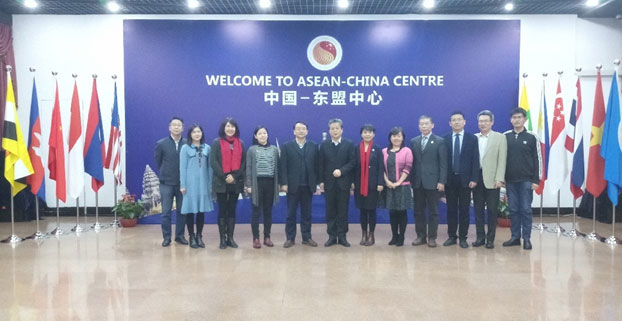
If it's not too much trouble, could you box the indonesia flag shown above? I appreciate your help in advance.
[104,82,122,185]
[67,80,85,199]
[48,82,66,202]
[568,76,585,199]
[26,78,46,201]
[535,80,549,196]
[83,78,105,192]
[546,79,568,195]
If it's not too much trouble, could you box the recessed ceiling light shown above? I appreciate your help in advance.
[586,0,599,7]
[422,0,435,9]
[337,0,349,9]
[187,0,201,9]
[259,0,272,9]
[504,3,514,11]
[107,1,121,13]
[24,0,38,9]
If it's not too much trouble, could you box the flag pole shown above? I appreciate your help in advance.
[83,176,88,226]
[534,72,547,231]
[565,67,583,238]
[110,74,120,228]
[92,190,104,230]
[1,187,22,243]
[548,190,565,234]
[603,59,621,245]
[587,193,600,240]
[72,197,84,233]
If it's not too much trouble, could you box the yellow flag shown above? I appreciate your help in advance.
[519,80,532,131]
[2,71,34,196]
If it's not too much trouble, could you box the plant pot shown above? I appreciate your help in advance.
[120,218,138,228]
[497,217,511,228]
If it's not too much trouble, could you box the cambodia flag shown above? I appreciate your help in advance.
[83,78,105,192]
[105,82,122,185]
[26,78,46,201]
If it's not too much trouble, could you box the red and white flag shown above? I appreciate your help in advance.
[67,80,85,199]
[104,82,122,185]
[547,79,568,195]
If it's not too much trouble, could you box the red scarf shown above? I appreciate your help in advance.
[220,137,242,173]
[359,141,372,197]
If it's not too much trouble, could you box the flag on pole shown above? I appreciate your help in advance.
[535,80,549,195]
[26,77,46,201]
[105,81,122,185]
[2,71,34,196]
[519,79,533,131]
[67,80,85,199]
[48,81,66,202]
[83,78,105,192]
[600,70,622,205]
[586,70,607,198]
[546,79,568,195]
[568,76,585,199]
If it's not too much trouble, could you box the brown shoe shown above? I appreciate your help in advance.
[302,239,318,247]
[263,237,274,247]
[283,239,295,248]
[253,238,261,249]
[428,239,437,248]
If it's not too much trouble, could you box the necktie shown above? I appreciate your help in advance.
[453,133,461,173]
[421,136,428,149]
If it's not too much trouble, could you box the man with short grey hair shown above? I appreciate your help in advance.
[319,118,356,247]
[473,110,507,249]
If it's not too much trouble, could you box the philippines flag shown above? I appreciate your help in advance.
[535,80,550,196]
[546,79,568,195]
[83,78,105,192]
[26,78,46,201]
[67,80,85,199]
[104,81,122,185]
[568,76,585,199]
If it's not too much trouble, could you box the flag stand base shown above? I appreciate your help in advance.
[1,235,22,244]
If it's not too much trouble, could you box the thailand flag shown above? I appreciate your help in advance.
[568,76,585,199]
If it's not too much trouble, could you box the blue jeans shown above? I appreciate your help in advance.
[506,181,533,240]
[160,184,185,240]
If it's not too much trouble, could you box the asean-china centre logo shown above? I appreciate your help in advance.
[307,36,342,71]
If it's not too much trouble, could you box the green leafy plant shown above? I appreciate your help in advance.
[497,192,510,219]
[112,193,145,219]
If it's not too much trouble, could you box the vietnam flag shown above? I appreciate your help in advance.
[586,70,606,198]
[48,81,66,202]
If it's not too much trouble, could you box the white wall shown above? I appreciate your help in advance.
[11,14,622,207]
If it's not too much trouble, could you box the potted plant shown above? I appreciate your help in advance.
[497,188,511,228]
[112,193,145,227]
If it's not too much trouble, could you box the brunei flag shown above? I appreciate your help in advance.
[2,71,34,196]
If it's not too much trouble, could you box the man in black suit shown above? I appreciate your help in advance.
[410,115,447,248]
[443,111,480,248]
[319,119,356,247]
[280,121,319,248]
[154,117,188,247]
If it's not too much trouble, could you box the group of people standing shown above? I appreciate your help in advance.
[153,107,540,251]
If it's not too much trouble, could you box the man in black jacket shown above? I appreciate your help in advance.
[443,111,480,248]
[154,117,187,247]
[503,108,541,250]
[319,119,356,247]
[280,121,319,248]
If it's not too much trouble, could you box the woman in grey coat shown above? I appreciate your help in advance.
[245,126,280,249]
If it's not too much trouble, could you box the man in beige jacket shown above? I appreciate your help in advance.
[472,110,507,249]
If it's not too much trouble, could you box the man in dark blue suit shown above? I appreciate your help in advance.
[443,111,480,248]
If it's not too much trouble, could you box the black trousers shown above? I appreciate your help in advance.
[472,183,499,243]
[285,186,313,241]
[185,213,205,235]
[414,187,440,240]
[389,210,407,238]
[360,209,377,232]
[445,174,472,240]
[251,177,275,239]
[217,192,239,220]
[325,187,350,238]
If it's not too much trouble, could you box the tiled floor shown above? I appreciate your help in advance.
[1,216,621,321]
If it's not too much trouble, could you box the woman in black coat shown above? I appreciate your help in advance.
[211,117,246,249]
[354,124,385,246]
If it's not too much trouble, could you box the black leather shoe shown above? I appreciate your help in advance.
[189,233,198,249]
[324,237,337,247]
[388,237,398,246]
[162,239,171,247]
[283,239,295,248]
[472,239,485,247]
[523,239,532,250]
[411,237,426,246]
[338,237,351,247]
[443,237,457,247]
[459,239,468,248]
[395,235,404,247]
[175,236,189,245]
[196,234,205,248]
[485,242,494,249]
[302,239,318,247]
[503,238,521,247]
